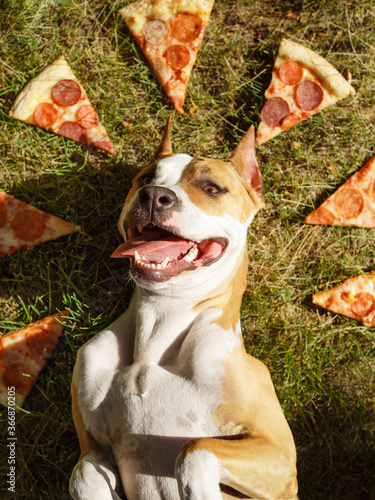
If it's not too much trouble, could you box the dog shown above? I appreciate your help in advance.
[69,118,298,500]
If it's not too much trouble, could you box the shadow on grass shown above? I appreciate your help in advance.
[295,392,375,499]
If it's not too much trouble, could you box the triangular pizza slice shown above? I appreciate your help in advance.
[313,271,375,327]
[305,154,375,227]
[255,39,355,145]
[9,56,115,154]
[0,310,69,408]
[0,191,80,257]
[120,0,214,114]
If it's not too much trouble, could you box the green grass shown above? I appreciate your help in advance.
[1,0,375,498]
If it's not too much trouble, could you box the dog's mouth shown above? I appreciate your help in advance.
[111,224,227,282]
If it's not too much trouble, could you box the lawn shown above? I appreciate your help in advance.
[0,0,374,498]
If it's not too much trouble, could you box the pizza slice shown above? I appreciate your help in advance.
[0,191,80,257]
[119,0,214,114]
[255,39,355,145]
[313,271,375,327]
[305,154,375,227]
[9,55,115,154]
[0,310,69,408]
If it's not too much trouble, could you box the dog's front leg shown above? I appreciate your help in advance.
[69,380,124,500]
[70,450,123,500]
[175,436,298,500]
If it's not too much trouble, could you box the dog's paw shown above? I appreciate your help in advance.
[69,452,123,500]
[175,448,223,500]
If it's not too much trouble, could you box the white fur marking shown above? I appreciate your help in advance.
[154,154,193,186]
[175,449,223,500]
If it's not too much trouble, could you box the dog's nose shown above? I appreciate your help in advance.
[138,186,177,213]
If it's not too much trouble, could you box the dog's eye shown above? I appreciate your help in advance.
[202,183,226,196]
[139,172,154,185]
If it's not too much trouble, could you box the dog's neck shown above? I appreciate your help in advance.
[131,246,248,365]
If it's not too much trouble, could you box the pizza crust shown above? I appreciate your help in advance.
[256,38,355,145]
[0,191,80,257]
[120,0,214,114]
[9,56,76,124]
[9,56,115,153]
[120,0,214,35]
[277,39,355,99]
[313,271,375,327]
[0,311,69,408]
[305,155,375,227]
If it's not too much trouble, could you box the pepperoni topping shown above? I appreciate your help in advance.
[144,18,170,45]
[33,103,59,128]
[154,59,172,84]
[334,188,364,219]
[2,363,33,394]
[278,61,303,86]
[58,121,87,143]
[51,79,81,107]
[351,292,375,317]
[0,203,7,228]
[165,45,190,70]
[76,105,99,129]
[260,97,290,127]
[295,80,324,111]
[172,13,202,43]
[11,209,46,241]
[280,114,300,131]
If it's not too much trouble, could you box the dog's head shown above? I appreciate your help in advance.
[112,119,264,295]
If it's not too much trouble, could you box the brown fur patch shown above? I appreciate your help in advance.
[194,246,248,331]
[71,380,101,460]
[180,159,264,224]
[214,346,296,450]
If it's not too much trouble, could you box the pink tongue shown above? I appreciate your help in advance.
[111,230,195,261]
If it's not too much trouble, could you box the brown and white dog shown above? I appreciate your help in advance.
[69,119,298,500]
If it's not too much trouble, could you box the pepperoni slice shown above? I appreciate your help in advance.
[144,18,170,45]
[295,80,324,111]
[2,363,33,394]
[76,105,99,129]
[0,203,7,228]
[334,188,364,219]
[280,114,300,131]
[351,292,375,317]
[172,13,202,43]
[11,209,46,241]
[58,121,87,143]
[33,103,59,128]
[154,59,172,84]
[51,79,81,107]
[165,45,190,70]
[278,61,303,86]
[260,97,290,127]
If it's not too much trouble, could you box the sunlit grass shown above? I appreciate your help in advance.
[0,0,375,498]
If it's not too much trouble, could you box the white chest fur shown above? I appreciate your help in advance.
[73,291,242,499]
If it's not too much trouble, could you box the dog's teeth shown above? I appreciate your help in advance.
[160,257,169,269]
[183,244,198,262]
[134,250,141,263]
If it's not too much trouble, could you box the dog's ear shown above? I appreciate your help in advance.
[229,125,263,196]
[153,117,173,160]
